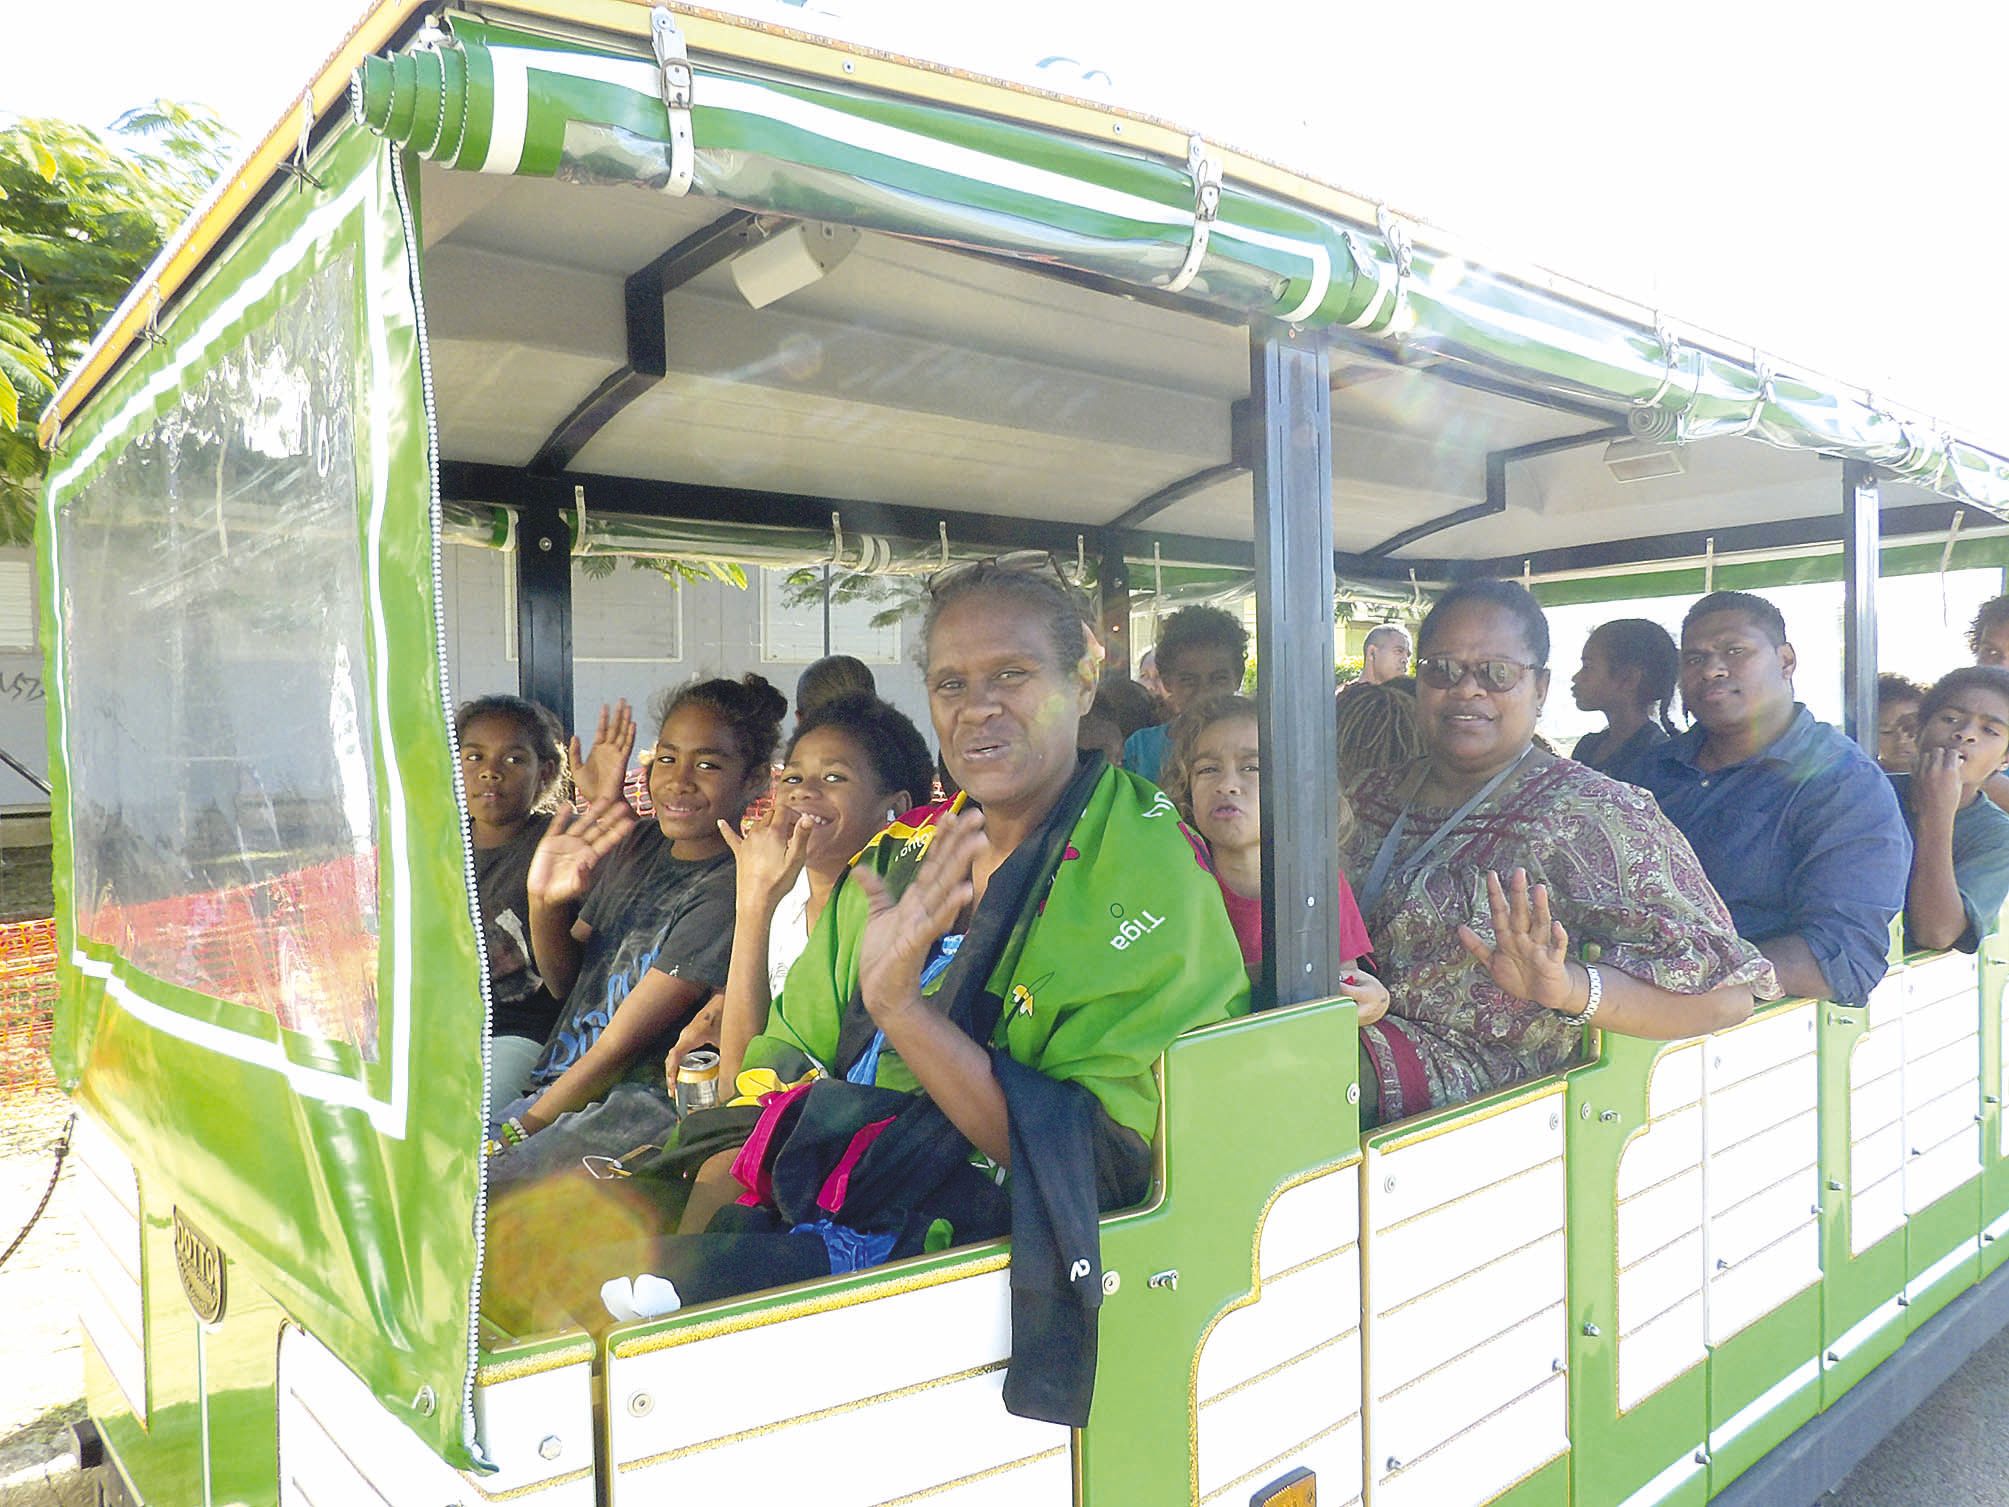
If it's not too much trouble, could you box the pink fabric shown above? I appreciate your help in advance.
[815,1115,898,1214]
[1215,874,1372,970]
[729,1081,814,1207]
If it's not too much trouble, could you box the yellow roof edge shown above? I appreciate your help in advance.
[40,0,1675,448]
[38,0,430,448]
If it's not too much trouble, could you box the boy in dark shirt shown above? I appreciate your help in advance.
[1891,667,2009,953]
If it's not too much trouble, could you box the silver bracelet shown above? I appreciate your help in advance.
[1570,963,1603,1025]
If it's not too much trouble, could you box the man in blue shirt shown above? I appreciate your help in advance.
[1635,590,1910,1006]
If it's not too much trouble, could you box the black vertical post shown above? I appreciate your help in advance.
[1097,534,1132,675]
[1250,329,1342,1008]
[1841,461,1880,751]
[516,499,575,729]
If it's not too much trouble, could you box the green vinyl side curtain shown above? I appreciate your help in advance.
[354,11,2009,517]
[42,123,489,1470]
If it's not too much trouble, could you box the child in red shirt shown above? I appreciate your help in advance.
[1163,694,1386,1021]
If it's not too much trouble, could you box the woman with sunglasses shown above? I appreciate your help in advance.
[1343,579,1773,1127]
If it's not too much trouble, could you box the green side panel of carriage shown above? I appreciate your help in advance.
[1704,1291,1821,1493]
[1087,998,1360,1505]
[82,1193,290,1506]
[42,117,489,1473]
[1566,1032,1710,1507]
[1816,999,1909,1402]
[1982,933,2009,1277]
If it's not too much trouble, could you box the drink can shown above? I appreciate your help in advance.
[676,1048,720,1114]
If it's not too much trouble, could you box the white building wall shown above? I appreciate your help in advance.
[0,548,52,807]
[440,543,935,751]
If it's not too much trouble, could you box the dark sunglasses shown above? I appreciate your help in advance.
[1416,655,1542,693]
[926,549,1076,597]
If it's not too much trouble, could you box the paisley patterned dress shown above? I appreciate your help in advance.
[1344,752,1776,1121]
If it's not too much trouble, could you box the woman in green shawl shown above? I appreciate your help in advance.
[506,560,1248,1356]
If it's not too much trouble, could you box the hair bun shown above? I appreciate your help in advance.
[740,672,788,721]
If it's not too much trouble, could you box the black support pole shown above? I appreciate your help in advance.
[1249,329,1343,1008]
[1097,535,1132,675]
[516,499,575,729]
[1841,461,1880,751]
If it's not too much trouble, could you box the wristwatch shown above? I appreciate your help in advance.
[1568,963,1604,1025]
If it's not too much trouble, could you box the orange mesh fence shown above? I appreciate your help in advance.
[0,918,58,1096]
[75,854,380,1059]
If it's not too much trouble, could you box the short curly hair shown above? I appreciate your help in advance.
[1154,605,1249,676]
[1969,595,2009,658]
[787,694,934,808]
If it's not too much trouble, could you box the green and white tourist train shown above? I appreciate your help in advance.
[34,3,2009,1504]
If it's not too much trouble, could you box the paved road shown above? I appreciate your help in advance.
[1823,1316,2009,1504]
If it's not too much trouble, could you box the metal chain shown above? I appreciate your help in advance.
[0,1110,74,1269]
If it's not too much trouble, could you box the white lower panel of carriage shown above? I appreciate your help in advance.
[1365,1090,1569,1507]
[72,1112,146,1425]
[1615,1043,1704,1412]
[1613,1006,1821,1414]
[277,1326,595,1506]
[1849,957,1983,1253]
[1194,1166,1363,1505]
[1703,1005,1821,1346]
[604,1262,1069,1507]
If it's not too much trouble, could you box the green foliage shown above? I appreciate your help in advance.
[782,565,927,629]
[574,553,749,588]
[0,101,234,541]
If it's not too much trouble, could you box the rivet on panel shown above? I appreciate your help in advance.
[1828,1179,1844,1191]
[1382,1176,1396,1194]
[1599,1110,1620,1123]
[413,1386,436,1417]
[1582,1321,1600,1337]
[1102,1270,1121,1296]
[538,1436,563,1461]
[1548,1112,1559,1131]
[1580,1104,1593,1121]
[1148,1269,1179,1291]
[627,1392,654,1417]
[1346,1083,1361,1105]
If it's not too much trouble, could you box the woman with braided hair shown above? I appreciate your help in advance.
[1336,680,1424,782]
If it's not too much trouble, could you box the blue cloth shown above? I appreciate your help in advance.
[1889,773,2009,952]
[789,1217,900,1273]
[845,932,963,1086]
[1123,723,1172,784]
[1635,705,1910,1006]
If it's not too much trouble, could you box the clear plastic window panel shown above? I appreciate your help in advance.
[60,253,381,1057]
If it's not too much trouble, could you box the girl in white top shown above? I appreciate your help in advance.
[666,694,935,1085]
